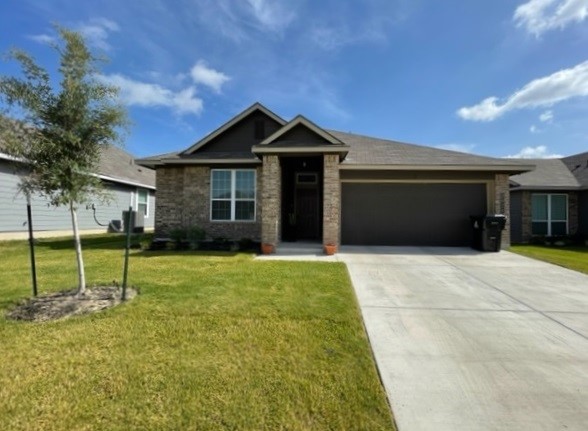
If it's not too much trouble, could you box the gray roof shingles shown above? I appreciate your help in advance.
[98,145,155,188]
[562,151,588,188]
[0,139,154,188]
[138,129,532,170]
[509,159,580,189]
[329,130,529,167]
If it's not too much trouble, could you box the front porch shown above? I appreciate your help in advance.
[259,153,341,253]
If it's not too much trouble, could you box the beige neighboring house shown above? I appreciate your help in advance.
[137,102,534,250]
[0,144,156,240]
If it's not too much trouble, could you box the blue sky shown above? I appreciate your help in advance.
[1,0,587,159]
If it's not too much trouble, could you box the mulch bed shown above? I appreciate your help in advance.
[6,286,137,322]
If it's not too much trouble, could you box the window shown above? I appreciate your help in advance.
[211,169,256,221]
[137,189,149,217]
[532,194,567,236]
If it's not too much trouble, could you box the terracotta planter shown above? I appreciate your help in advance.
[261,243,274,255]
[323,244,337,256]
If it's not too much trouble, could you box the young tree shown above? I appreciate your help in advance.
[0,27,128,295]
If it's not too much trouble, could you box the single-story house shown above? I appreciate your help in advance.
[0,144,156,240]
[137,103,533,251]
[509,152,588,243]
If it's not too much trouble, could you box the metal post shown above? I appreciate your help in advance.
[121,206,132,301]
[26,199,38,297]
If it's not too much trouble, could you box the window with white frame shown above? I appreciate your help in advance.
[531,193,567,236]
[137,189,149,217]
[211,169,256,221]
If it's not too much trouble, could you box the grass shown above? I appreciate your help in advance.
[0,234,395,431]
[510,244,588,275]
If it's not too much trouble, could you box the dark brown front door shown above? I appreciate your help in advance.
[296,187,320,240]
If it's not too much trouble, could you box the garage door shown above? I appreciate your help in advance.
[341,183,487,246]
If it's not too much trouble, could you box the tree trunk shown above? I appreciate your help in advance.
[70,202,86,295]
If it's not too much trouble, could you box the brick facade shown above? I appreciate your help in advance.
[494,173,511,248]
[154,165,262,240]
[260,155,281,246]
[323,154,341,246]
[518,190,579,243]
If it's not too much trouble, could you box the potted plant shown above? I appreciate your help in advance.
[261,243,274,255]
[324,243,337,255]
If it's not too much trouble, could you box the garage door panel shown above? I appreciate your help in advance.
[342,183,487,246]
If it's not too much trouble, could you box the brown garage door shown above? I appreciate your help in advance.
[341,183,487,246]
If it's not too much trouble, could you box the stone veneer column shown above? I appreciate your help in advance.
[323,154,341,247]
[261,155,281,248]
[494,173,511,248]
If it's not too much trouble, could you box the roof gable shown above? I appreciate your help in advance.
[260,115,344,146]
[181,102,286,155]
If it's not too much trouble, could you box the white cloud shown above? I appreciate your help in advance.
[28,34,56,45]
[435,143,476,153]
[190,60,231,94]
[514,0,588,36]
[77,18,119,51]
[457,60,588,121]
[505,145,563,158]
[530,125,539,133]
[97,74,203,115]
[246,0,297,32]
[539,109,554,122]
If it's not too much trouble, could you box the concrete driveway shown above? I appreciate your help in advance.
[338,246,588,431]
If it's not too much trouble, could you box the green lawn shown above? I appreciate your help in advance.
[510,244,588,275]
[0,235,395,431]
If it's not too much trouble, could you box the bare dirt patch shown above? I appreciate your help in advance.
[6,286,137,322]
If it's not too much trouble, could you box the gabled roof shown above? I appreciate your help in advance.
[562,151,588,189]
[252,115,349,158]
[259,115,344,146]
[509,159,580,190]
[332,130,534,172]
[180,102,286,155]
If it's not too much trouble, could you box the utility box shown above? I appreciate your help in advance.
[122,210,145,233]
[470,214,507,252]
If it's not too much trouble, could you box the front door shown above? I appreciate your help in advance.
[295,173,320,240]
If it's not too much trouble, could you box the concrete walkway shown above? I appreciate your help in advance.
[337,246,588,431]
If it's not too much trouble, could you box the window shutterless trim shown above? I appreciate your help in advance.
[531,193,568,236]
[210,169,256,222]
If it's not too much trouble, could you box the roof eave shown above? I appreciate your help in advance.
[510,185,582,191]
[339,164,535,172]
[138,158,262,167]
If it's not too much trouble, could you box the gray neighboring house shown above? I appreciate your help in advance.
[509,153,588,243]
[0,144,156,240]
[137,102,533,250]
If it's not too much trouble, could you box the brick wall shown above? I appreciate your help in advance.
[261,155,281,245]
[323,154,340,246]
[494,173,511,248]
[519,190,579,243]
[154,165,262,240]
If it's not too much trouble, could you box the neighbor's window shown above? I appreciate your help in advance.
[211,169,256,221]
[137,189,149,217]
[531,194,567,236]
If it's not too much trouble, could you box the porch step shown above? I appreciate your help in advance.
[275,242,324,256]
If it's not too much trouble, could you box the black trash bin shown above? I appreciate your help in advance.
[470,214,507,252]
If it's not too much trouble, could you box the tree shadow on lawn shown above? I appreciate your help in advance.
[135,250,243,258]
[36,234,149,251]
